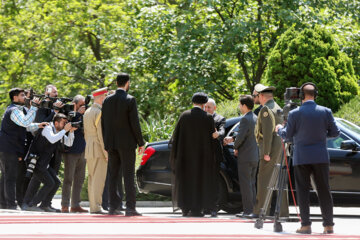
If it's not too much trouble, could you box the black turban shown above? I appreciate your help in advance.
[192,92,208,104]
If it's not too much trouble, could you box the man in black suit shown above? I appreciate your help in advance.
[101,73,145,216]
[205,98,225,215]
[224,95,259,217]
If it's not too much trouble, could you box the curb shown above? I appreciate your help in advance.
[54,195,172,207]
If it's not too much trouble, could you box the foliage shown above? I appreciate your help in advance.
[265,26,359,112]
[1,0,359,120]
[140,113,177,143]
[216,99,240,119]
[335,95,360,126]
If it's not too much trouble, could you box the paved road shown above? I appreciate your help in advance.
[0,200,360,240]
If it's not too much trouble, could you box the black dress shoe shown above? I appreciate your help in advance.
[189,211,204,217]
[125,209,142,216]
[244,213,259,219]
[182,209,189,217]
[108,209,124,215]
[91,210,107,214]
[210,211,217,218]
[40,206,57,212]
[48,206,61,213]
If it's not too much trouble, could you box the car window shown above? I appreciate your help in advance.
[336,119,360,135]
[227,122,240,137]
[327,134,350,149]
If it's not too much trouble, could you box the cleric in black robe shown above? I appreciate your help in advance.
[170,92,218,217]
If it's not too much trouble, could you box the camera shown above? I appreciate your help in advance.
[25,153,39,178]
[277,87,301,123]
[71,121,82,129]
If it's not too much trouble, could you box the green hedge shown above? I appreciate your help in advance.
[335,95,360,126]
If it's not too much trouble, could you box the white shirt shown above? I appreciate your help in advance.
[42,122,74,147]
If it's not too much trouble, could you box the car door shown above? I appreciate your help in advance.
[327,133,360,192]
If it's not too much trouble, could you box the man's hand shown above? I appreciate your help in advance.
[234,149,238,157]
[64,122,72,132]
[138,146,145,155]
[275,124,283,133]
[18,157,22,161]
[31,97,41,106]
[78,105,86,115]
[223,137,233,145]
[70,127,78,132]
[53,101,64,113]
[38,122,49,128]
[264,155,271,161]
[212,130,219,139]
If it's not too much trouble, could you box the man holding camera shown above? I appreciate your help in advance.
[21,113,76,211]
[61,95,87,213]
[0,88,46,209]
[276,82,339,234]
[251,84,289,219]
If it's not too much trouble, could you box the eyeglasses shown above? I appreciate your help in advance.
[252,94,259,98]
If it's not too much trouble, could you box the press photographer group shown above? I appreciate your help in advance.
[0,84,96,214]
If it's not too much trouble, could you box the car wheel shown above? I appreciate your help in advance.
[219,177,243,214]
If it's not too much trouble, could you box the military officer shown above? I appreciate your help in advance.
[83,87,108,214]
[249,84,289,218]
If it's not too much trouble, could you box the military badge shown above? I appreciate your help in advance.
[263,111,268,117]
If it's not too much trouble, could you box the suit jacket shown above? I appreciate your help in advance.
[213,113,226,142]
[234,111,259,163]
[278,100,340,166]
[84,103,107,160]
[101,89,145,151]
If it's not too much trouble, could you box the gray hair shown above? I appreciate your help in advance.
[72,95,85,104]
[207,98,216,106]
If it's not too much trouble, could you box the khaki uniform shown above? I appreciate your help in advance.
[253,99,289,217]
[84,103,108,213]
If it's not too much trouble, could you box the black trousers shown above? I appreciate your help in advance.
[0,152,18,208]
[108,148,136,211]
[16,159,30,206]
[102,166,123,210]
[23,167,60,207]
[294,163,334,227]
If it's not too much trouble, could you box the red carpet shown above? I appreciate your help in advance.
[0,234,359,240]
[0,214,267,224]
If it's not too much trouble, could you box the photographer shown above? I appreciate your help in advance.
[0,88,46,210]
[276,83,340,234]
[61,95,87,213]
[21,113,76,211]
[34,84,64,123]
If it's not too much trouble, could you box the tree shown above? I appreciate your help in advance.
[265,26,359,111]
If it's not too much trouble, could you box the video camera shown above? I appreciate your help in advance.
[68,95,92,129]
[282,87,301,122]
[26,89,75,116]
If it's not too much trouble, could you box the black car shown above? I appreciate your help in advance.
[136,117,360,213]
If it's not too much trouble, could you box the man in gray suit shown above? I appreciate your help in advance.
[224,95,259,217]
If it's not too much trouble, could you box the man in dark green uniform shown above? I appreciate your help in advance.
[248,84,289,218]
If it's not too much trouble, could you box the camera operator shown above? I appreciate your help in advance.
[0,88,46,210]
[250,84,289,219]
[28,85,65,212]
[61,95,88,213]
[276,82,340,234]
[34,85,64,123]
[21,113,76,211]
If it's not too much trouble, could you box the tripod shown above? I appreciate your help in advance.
[254,142,292,232]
